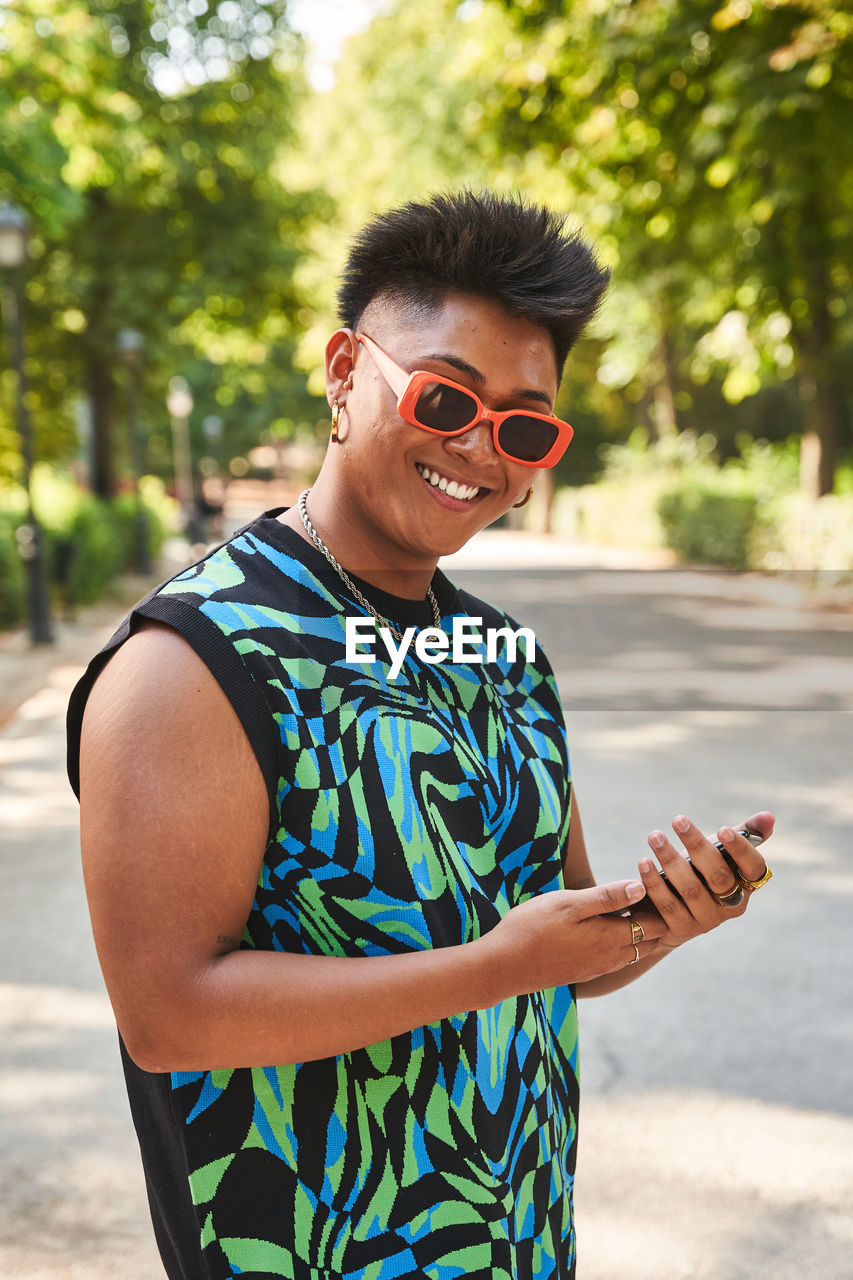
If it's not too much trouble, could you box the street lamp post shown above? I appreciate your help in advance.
[0,201,53,645]
[202,413,224,470]
[117,328,151,574]
[166,376,194,532]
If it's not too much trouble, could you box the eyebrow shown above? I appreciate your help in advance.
[425,352,554,409]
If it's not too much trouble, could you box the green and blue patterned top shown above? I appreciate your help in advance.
[67,511,578,1280]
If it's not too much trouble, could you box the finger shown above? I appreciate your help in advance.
[638,854,693,930]
[715,825,770,883]
[622,938,660,968]
[668,813,744,900]
[625,904,669,944]
[743,810,775,841]
[570,878,646,920]
[649,825,721,924]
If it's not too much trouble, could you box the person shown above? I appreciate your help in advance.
[67,191,774,1280]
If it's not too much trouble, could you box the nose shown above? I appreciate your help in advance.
[444,418,500,466]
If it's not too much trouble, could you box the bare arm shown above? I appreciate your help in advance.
[79,623,656,1072]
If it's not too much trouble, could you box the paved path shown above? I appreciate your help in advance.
[1,536,851,1278]
[450,561,853,1280]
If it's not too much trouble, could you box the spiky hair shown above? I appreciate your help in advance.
[337,190,610,373]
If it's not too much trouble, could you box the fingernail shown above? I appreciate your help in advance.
[639,858,653,874]
[648,831,665,850]
[626,881,645,901]
[673,815,690,834]
[718,826,735,842]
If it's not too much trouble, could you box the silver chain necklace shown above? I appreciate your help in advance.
[297,488,441,644]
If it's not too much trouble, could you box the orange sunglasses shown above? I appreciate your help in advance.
[355,332,574,469]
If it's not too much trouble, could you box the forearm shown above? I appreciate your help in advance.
[122,935,508,1073]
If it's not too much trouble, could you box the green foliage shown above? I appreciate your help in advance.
[0,465,177,627]
[657,483,758,570]
[752,492,853,573]
[487,0,853,493]
[0,0,325,493]
[552,432,846,569]
[281,0,518,383]
[2,0,851,530]
[60,492,127,603]
[282,0,851,498]
[834,460,853,496]
[0,510,26,626]
[113,475,174,564]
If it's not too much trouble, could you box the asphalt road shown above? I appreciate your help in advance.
[1,548,851,1279]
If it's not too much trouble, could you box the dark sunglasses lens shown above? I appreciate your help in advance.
[498,415,559,463]
[413,382,477,432]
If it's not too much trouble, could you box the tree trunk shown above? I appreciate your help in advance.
[89,351,116,499]
[794,186,839,498]
[529,467,554,535]
[84,187,117,500]
[799,374,842,500]
[652,331,679,439]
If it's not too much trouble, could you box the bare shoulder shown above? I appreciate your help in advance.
[84,617,225,738]
[80,616,268,851]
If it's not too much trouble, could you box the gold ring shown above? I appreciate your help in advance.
[741,865,773,891]
[630,916,645,946]
[628,943,641,965]
[712,879,746,909]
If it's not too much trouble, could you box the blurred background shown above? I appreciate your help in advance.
[1,0,852,642]
[1,6,852,1278]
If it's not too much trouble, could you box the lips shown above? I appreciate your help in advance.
[415,463,485,502]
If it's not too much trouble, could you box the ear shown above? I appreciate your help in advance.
[324,329,358,405]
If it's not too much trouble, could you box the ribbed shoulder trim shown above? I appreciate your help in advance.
[66,591,280,840]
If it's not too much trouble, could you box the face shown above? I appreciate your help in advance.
[324,293,560,564]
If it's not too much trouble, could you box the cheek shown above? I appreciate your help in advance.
[508,466,536,497]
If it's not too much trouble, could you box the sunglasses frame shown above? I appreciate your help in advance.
[354,332,573,469]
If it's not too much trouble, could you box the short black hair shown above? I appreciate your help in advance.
[337,190,610,373]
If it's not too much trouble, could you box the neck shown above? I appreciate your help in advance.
[280,476,439,600]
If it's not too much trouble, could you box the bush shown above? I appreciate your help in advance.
[657,482,758,570]
[63,493,127,604]
[0,511,26,627]
[752,492,853,574]
[0,467,178,629]
[113,475,175,568]
[551,432,853,574]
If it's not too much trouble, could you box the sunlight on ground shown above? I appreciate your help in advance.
[576,1091,853,1280]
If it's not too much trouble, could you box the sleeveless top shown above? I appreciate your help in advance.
[66,511,578,1280]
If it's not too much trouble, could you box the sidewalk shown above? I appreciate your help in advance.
[0,536,195,732]
[0,582,149,733]
[1,536,851,1278]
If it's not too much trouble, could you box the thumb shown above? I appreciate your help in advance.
[570,878,646,919]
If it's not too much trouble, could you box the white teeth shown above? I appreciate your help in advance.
[417,464,480,501]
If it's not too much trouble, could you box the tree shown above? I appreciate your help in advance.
[0,0,324,497]
[278,0,522,384]
[487,0,853,494]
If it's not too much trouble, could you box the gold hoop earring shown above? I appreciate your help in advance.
[330,400,340,444]
[513,486,534,509]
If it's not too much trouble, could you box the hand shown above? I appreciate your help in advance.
[488,878,670,995]
[639,810,775,951]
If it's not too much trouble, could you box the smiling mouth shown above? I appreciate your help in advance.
[415,463,485,502]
